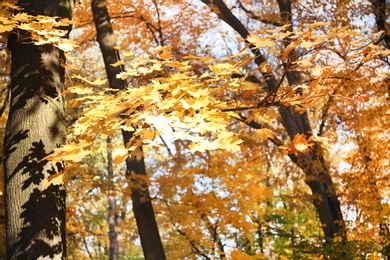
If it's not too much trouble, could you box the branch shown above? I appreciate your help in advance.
[237,114,283,147]
[200,0,278,91]
[177,228,212,260]
[152,0,165,46]
[236,0,283,26]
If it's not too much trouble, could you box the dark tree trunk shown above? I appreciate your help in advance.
[4,0,73,259]
[91,1,166,259]
[201,0,345,242]
[370,0,390,49]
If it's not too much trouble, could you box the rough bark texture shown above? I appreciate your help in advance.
[201,0,345,242]
[4,0,73,259]
[91,1,166,259]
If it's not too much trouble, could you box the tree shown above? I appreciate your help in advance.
[91,0,166,259]
[3,0,73,258]
[198,0,345,244]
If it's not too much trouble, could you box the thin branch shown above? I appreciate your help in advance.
[83,237,93,260]
[237,114,283,147]
[236,0,283,26]
[177,229,212,260]
[159,135,174,157]
[152,0,164,46]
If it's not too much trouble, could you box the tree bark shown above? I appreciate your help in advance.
[106,137,117,260]
[370,0,390,49]
[201,0,345,242]
[4,0,73,259]
[91,1,166,259]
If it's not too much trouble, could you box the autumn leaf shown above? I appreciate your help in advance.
[282,39,302,60]
[256,128,274,140]
[111,60,124,67]
[209,63,241,76]
[0,2,22,10]
[247,34,276,48]
[72,74,108,85]
[259,62,273,73]
[60,151,92,162]
[0,24,13,33]
[290,134,313,153]
[41,172,66,188]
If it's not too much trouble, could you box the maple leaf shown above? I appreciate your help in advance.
[60,151,92,162]
[209,63,241,76]
[41,172,65,188]
[73,74,108,85]
[256,128,274,140]
[290,134,313,153]
[282,39,302,60]
[247,34,276,48]
[0,24,13,33]
[111,60,124,67]
[112,148,129,166]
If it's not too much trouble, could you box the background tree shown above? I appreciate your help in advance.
[91,0,166,258]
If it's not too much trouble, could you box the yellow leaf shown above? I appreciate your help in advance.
[57,41,74,52]
[259,62,273,73]
[112,148,129,166]
[61,151,91,162]
[282,39,301,60]
[123,50,134,57]
[13,13,30,22]
[0,24,13,33]
[73,74,107,85]
[184,54,215,63]
[257,128,274,140]
[310,21,331,27]
[68,85,94,95]
[291,133,313,153]
[159,49,173,60]
[0,2,22,10]
[209,63,240,76]
[156,46,173,59]
[247,34,276,48]
[274,31,292,40]
[111,60,124,67]
[42,172,65,188]
[18,23,32,31]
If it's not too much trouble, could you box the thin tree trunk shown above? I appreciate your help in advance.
[200,0,344,242]
[91,1,166,259]
[4,0,73,259]
[107,137,117,260]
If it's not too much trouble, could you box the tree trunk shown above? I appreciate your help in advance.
[370,0,390,49]
[107,137,117,260]
[201,0,345,242]
[91,1,166,259]
[4,0,73,259]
